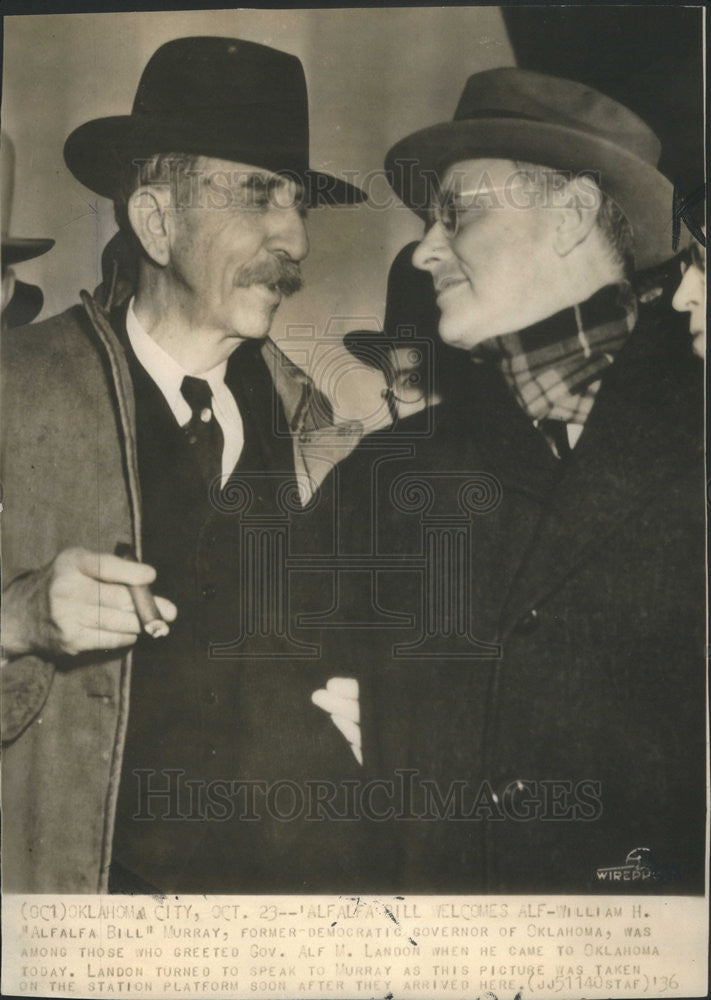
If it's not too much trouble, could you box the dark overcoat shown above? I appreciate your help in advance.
[323,300,706,893]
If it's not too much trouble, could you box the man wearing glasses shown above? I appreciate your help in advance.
[2,37,367,894]
[334,68,706,893]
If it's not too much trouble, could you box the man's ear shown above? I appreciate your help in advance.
[553,175,602,257]
[127,186,173,266]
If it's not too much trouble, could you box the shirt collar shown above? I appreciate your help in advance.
[125,297,228,411]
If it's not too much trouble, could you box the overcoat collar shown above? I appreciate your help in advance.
[443,355,562,500]
[440,305,702,638]
[495,304,703,637]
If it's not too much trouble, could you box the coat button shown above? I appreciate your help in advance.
[514,608,540,634]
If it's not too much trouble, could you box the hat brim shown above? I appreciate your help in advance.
[2,236,55,266]
[385,118,675,270]
[3,279,43,327]
[343,330,398,369]
[64,116,367,206]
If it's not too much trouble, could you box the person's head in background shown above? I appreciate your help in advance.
[1,132,54,329]
[672,235,706,358]
[342,241,468,424]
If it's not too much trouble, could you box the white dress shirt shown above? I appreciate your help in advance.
[532,417,584,454]
[126,298,244,482]
[567,423,584,449]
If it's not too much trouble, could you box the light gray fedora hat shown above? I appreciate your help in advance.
[385,67,676,270]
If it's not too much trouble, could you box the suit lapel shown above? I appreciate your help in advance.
[498,307,703,637]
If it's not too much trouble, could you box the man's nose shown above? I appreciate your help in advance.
[412,221,450,272]
[672,267,700,313]
[265,205,309,263]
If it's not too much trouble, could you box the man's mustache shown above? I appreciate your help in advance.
[234,258,303,296]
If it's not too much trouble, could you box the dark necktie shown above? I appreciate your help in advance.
[180,375,225,489]
[538,418,572,460]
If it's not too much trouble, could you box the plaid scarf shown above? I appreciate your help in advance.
[473,282,638,425]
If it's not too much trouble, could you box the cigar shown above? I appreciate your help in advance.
[114,543,170,638]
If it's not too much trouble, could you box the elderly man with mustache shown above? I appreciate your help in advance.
[1,36,368,894]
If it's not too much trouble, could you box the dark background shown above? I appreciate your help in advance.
[503,5,705,206]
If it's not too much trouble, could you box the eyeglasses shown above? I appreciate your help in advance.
[428,168,567,238]
[428,185,501,238]
[429,187,475,238]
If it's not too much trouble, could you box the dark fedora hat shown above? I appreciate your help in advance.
[343,241,464,398]
[64,36,366,206]
[344,242,441,370]
[2,238,54,268]
[385,67,674,269]
[2,132,54,267]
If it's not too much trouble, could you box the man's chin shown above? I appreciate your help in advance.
[228,325,271,342]
[226,306,279,342]
[437,315,490,352]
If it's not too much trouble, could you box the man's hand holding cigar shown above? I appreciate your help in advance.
[2,546,177,659]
